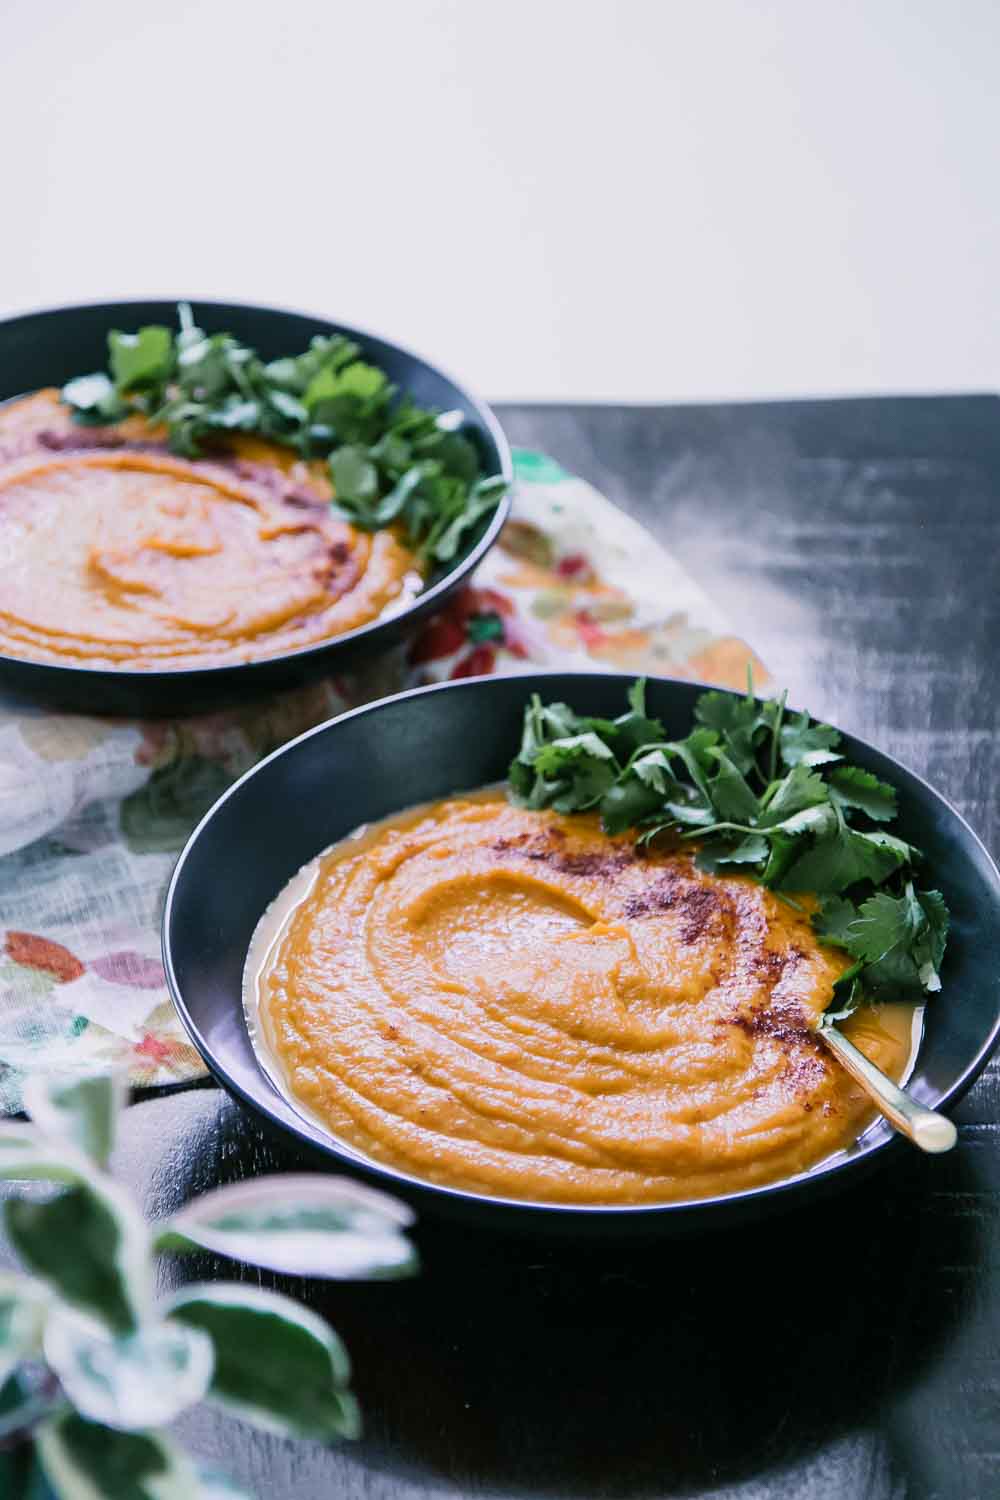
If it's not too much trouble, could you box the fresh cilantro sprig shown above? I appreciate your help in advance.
[60,304,506,564]
[508,677,949,1016]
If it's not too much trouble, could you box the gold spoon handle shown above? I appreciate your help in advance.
[817,1022,957,1154]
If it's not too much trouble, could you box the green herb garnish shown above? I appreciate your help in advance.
[61,304,506,563]
[508,676,949,1017]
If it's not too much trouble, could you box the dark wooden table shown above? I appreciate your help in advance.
[17,398,1000,1499]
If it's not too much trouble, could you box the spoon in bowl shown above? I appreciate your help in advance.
[816,1019,957,1153]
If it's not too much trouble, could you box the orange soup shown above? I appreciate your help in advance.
[0,391,419,669]
[248,791,916,1205]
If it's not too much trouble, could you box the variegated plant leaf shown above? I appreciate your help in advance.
[22,1073,126,1168]
[36,1412,199,1500]
[167,1282,359,1441]
[44,1306,213,1430]
[157,1174,417,1280]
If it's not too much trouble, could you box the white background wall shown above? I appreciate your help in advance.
[2,0,996,403]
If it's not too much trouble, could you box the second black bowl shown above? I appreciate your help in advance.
[162,673,1000,1238]
[0,299,512,715]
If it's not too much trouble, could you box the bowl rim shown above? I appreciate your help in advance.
[0,295,513,685]
[162,670,1000,1219]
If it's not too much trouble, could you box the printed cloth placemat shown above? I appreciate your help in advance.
[0,449,765,1113]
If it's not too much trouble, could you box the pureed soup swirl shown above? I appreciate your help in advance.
[0,306,505,671]
[247,792,917,1205]
[0,393,418,669]
[245,681,946,1206]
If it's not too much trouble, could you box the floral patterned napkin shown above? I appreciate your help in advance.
[0,449,765,1113]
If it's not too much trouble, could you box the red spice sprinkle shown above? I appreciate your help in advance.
[37,429,126,452]
[492,827,633,880]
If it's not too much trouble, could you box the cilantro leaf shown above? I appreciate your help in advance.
[812,894,861,948]
[510,702,622,815]
[506,680,950,1010]
[330,445,379,507]
[263,334,360,395]
[525,734,617,813]
[305,361,385,414]
[694,688,765,776]
[758,765,828,828]
[827,766,898,823]
[613,679,667,756]
[704,749,760,823]
[108,325,174,395]
[696,834,770,873]
[913,889,949,992]
[61,373,129,425]
[817,881,945,998]
[824,960,866,1021]
[429,476,507,563]
[779,824,908,894]
[535,733,614,767]
[863,829,921,864]
[431,431,480,485]
[840,888,925,995]
[760,831,800,888]
[552,760,618,812]
[767,803,838,839]
[600,777,666,834]
[60,306,507,566]
[661,728,718,805]
[779,711,842,768]
[631,748,673,794]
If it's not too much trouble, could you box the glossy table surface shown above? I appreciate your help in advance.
[8,397,1000,1500]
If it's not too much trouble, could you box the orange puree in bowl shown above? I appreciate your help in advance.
[250,791,916,1206]
[0,391,419,670]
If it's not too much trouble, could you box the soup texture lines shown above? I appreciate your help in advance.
[250,792,913,1205]
[0,392,419,669]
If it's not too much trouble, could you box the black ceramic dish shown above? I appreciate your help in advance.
[163,673,1000,1238]
[0,299,512,715]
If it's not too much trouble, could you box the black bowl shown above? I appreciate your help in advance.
[163,673,1000,1237]
[0,299,512,715]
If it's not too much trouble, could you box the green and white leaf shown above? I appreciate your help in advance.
[0,1124,90,1187]
[157,1173,417,1279]
[44,1306,213,1430]
[36,1412,199,1500]
[22,1072,125,1168]
[167,1282,359,1441]
[4,1174,152,1336]
[0,1273,49,1386]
